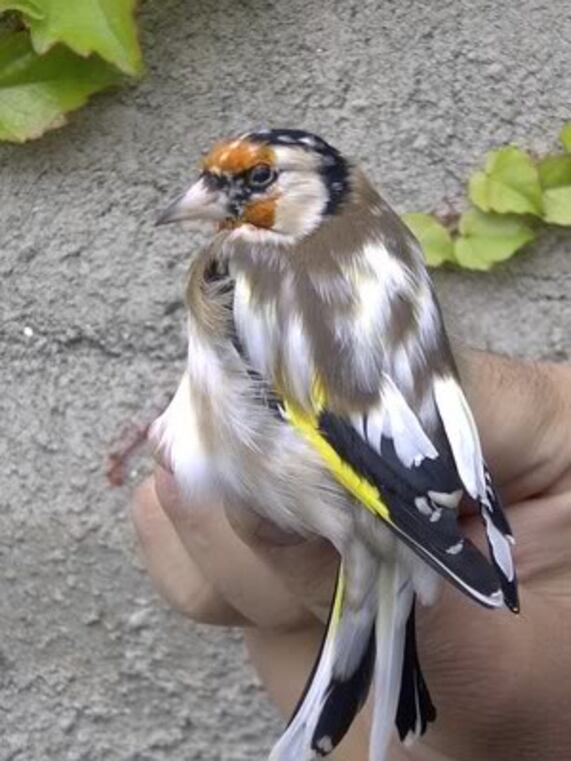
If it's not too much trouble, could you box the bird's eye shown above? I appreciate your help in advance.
[248,164,276,188]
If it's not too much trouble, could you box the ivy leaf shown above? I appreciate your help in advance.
[402,212,455,267]
[538,154,571,188]
[0,31,121,142]
[540,188,571,226]
[0,1,44,18]
[453,209,535,271]
[12,0,142,76]
[538,154,571,226]
[469,146,543,217]
[561,122,571,152]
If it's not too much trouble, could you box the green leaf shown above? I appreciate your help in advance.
[561,122,571,152]
[468,146,543,216]
[467,171,488,211]
[453,209,535,271]
[0,31,121,142]
[541,188,571,226]
[538,154,571,188]
[14,0,142,76]
[0,1,44,18]
[402,212,455,267]
[538,154,571,226]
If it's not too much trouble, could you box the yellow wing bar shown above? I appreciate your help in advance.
[283,400,392,525]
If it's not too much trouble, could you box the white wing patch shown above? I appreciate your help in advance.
[381,376,439,467]
[434,375,517,595]
[351,374,438,469]
[483,512,515,581]
[433,375,485,499]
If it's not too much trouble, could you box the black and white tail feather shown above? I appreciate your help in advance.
[396,599,436,744]
[270,561,431,761]
[269,563,375,761]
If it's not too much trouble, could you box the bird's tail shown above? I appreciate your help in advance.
[269,561,436,761]
[269,562,377,761]
[366,562,412,760]
[395,599,437,745]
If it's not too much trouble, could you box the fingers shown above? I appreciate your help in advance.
[494,492,571,596]
[224,499,339,622]
[131,477,247,625]
[458,351,571,500]
[152,467,315,630]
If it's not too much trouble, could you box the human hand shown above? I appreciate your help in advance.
[131,353,571,760]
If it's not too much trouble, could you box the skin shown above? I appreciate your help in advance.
[131,351,571,760]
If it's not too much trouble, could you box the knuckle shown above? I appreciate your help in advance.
[171,581,242,626]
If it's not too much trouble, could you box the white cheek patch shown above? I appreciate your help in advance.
[272,170,329,239]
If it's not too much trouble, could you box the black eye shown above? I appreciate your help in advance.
[248,164,275,188]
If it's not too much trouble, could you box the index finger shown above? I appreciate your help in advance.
[458,350,571,500]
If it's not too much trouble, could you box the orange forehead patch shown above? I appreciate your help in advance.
[202,139,275,174]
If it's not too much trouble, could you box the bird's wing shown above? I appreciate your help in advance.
[282,372,516,610]
[432,374,518,610]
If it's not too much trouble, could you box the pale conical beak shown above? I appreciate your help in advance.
[155,177,228,225]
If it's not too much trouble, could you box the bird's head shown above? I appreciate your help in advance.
[157,129,351,243]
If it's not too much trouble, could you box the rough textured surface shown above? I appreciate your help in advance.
[1,1,570,758]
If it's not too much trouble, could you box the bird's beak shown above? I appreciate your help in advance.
[155,177,228,226]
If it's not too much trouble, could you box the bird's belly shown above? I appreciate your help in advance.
[149,362,288,509]
[149,372,218,500]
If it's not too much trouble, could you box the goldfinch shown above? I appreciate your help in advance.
[152,129,519,761]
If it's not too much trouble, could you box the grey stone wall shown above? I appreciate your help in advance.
[1,1,569,758]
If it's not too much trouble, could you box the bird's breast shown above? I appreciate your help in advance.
[232,271,317,408]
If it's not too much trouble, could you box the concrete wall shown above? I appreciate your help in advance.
[1,1,570,758]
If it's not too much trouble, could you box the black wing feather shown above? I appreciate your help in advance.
[318,411,505,607]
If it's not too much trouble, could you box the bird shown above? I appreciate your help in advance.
[151,128,519,761]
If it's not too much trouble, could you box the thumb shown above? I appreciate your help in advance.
[223,499,338,621]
